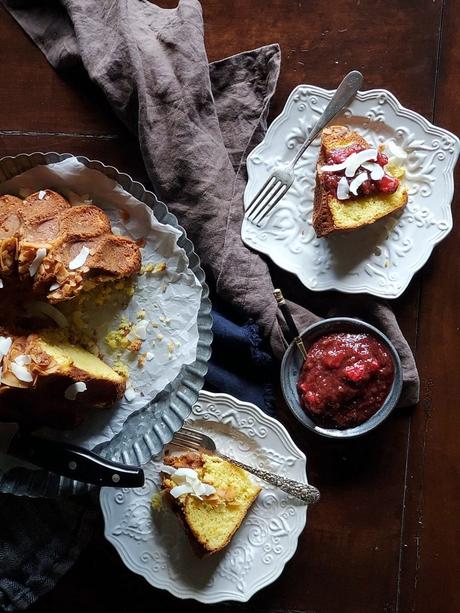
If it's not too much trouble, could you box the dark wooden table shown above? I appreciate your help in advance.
[1,1,459,612]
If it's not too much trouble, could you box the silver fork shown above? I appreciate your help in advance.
[245,70,363,226]
[170,426,320,504]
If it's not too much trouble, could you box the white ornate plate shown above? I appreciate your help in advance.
[242,86,459,298]
[100,390,309,603]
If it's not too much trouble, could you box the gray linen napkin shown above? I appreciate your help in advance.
[0,0,419,610]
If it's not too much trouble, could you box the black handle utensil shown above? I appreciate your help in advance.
[8,430,144,488]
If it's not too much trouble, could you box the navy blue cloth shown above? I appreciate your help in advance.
[204,307,276,416]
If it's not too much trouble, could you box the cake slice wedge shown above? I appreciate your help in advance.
[313,126,408,237]
[160,452,261,556]
[0,327,125,428]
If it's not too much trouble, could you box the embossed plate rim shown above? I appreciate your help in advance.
[100,390,308,603]
[242,85,459,298]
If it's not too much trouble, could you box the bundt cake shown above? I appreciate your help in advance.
[0,328,125,428]
[0,189,141,302]
[0,188,142,427]
[159,452,261,556]
[313,126,408,237]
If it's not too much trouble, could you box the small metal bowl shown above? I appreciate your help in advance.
[280,317,403,439]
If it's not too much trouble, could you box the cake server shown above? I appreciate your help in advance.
[0,423,144,487]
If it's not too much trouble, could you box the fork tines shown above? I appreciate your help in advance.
[170,427,203,451]
[245,176,289,225]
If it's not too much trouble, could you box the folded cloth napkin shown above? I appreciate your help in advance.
[206,308,276,416]
[0,0,420,610]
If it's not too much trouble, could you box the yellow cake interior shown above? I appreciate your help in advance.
[161,453,261,554]
[36,332,123,382]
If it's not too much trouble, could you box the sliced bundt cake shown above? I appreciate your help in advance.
[0,189,141,302]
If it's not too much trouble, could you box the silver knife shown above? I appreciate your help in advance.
[0,423,144,487]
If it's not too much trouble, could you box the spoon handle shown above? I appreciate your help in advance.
[291,70,363,168]
[217,451,320,505]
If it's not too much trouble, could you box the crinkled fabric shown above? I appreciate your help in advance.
[0,494,97,612]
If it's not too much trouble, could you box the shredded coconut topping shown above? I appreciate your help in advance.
[161,465,217,499]
[64,381,87,400]
[336,176,350,200]
[68,246,90,270]
[124,385,137,402]
[349,171,369,196]
[29,247,47,277]
[11,359,33,383]
[0,336,12,357]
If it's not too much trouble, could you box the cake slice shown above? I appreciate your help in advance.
[0,327,125,428]
[160,452,261,556]
[313,126,408,237]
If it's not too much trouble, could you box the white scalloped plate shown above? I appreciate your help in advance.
[242,86,459,298]
[100,390,309,603]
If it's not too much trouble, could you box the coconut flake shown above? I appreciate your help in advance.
[0,336,12,356]
[26,301,68,328]
[11,362,33,383]
[15,354,31,367]
[124,386,137,402]
[385,140,407,160]
[49,282,60,292]
[112,227,123,236]
[164,465,217,500]
[68,246,90,270]
[0,278,3,289]
[29,247,47,277]
[362,162,385,180]
[320,160,349,173]
[146,351,154,361]
[38,190,46,200]
[170,483,193,498]
[173,468,201,481]
[350,171,369,196]
[132,320,149,341]
[160,464,177,475]
[344,148,378,177]
[64,381,87,400]
[337,176,350,200]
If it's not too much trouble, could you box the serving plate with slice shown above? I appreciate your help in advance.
[242,86,459,298]
[0,152,212,497]
[100,390,309,604]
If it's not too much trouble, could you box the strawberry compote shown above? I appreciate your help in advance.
[297,332,394,429]
[323,145,399,198]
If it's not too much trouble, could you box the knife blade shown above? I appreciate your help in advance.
[0,423,144,488]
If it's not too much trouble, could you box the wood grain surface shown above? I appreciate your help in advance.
[0,1,458,612]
